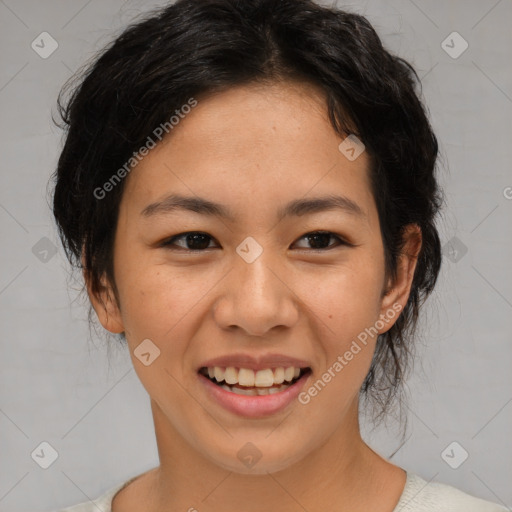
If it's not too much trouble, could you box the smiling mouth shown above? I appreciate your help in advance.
[198,366,311,396]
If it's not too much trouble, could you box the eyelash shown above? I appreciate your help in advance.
[160,231,352,252]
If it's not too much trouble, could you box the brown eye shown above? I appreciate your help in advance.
[161,232,217,251]
[161,230,351,252]
[292,231,349,251]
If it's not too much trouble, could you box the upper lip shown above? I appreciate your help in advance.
[198,353,311,372]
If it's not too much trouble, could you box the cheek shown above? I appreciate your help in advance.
[297,255,385,329]
[115,253,207,335]
[293,256,385,380]
[295,269,384,411]
[114,264,199,402]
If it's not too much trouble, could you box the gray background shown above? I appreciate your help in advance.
[0,0,511,511]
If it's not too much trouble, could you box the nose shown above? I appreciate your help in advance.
[212,250,299,337]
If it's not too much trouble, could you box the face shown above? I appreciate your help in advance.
[90,81,420,475]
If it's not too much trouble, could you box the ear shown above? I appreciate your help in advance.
[82,254,124,334]
[378,223,422,333]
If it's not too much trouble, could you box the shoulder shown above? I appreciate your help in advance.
[395,472,509,512]
[53,478,135,512]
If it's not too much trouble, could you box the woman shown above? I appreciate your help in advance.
[51,0,507,510]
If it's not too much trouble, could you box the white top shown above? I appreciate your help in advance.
[56,471,509,512]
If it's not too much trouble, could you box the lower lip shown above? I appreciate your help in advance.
[198,371,311,418]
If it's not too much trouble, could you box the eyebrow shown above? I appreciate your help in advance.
[140,193,366,222]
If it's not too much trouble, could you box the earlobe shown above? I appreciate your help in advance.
[84,269,125,334]
[379,224,422,330]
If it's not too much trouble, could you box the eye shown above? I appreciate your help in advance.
[160,230,350,252]
[292,231,350,251]
[161,231,218,251]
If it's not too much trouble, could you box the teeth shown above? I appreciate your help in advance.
[206,366,305,388]
[254,369,274,387]
[284,367,295,382]
[273,367,285,384]
[214,366,224,382]
[238,368,255,386]
[224,366,238,385]
[234,386,258,396]
[220,383,291,395]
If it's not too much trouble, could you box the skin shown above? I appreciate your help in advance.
[87,80,422,512]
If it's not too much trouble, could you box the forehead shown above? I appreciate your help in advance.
[119,81,375,226]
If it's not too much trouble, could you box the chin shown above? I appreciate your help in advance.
[204,439,309,475]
